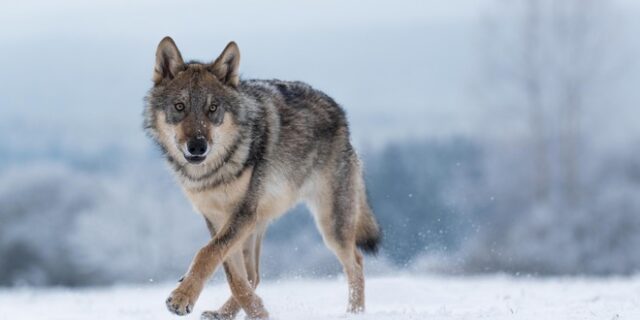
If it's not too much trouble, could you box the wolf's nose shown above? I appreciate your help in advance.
[187,136,208,156]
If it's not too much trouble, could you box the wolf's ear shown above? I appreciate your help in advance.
[153,37,185,84]
[210,42,240,87]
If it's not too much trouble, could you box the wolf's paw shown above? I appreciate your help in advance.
[201,310,234,320]
[166,289,195,316]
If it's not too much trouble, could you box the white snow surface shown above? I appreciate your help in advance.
[1,275,639,320]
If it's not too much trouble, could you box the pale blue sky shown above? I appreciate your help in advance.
[1,0,638,154]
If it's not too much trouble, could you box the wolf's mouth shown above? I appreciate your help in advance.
[184,154,206,164]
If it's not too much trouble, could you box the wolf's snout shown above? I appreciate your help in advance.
[187,136,208,156]
[184,136,208,164]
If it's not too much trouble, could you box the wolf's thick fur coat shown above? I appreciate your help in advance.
[144,37,380,319]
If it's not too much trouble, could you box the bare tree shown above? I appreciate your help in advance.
[479,0,618,209]
[465,0,640,276]
[522,0,549,203]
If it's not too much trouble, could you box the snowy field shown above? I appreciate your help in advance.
[1,275,639,320]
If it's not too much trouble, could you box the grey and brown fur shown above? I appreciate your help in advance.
[144,36,381,320]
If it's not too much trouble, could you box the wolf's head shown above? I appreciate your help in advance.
[145,37,247,168]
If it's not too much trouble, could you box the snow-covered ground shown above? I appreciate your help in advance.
[1,275,639,320]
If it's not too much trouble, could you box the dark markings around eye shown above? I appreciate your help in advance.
[166,103,188,124]
[209,105,225,126]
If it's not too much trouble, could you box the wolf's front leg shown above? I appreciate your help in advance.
[166,208,258,316]
[165,242,220,315]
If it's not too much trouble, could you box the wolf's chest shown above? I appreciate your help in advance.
[183,169,301,226]
[183,169,253,225]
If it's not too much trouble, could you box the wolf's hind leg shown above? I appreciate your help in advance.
[201,256,244,320]
[308,166,366,313]
[201,220,242,320]
[202,232,266,320]
[224,250,268,319]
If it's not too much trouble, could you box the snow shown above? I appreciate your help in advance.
[1,275,639,320]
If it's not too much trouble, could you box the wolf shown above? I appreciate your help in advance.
[144,36,381,319]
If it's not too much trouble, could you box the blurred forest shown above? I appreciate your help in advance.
[1,0,640,286]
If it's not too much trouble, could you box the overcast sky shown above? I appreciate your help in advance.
[1,0,639,153]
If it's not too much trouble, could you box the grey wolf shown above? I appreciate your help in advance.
[144,36,381,319]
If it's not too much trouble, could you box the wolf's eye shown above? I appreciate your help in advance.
[174,103,185,111]
[209,103,218,113]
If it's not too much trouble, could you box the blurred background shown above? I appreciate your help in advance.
[1,0,640,287]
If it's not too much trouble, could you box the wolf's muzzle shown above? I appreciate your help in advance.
[184,136,208,164]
